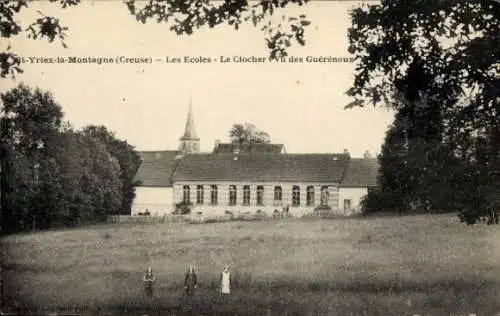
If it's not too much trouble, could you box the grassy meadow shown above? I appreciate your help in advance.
[2,214,500,315]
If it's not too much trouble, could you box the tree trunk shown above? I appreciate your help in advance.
[0,144,13,235]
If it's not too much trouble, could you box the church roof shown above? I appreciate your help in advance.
[213,143,285,154]
[172,153,350,183]
[340,158,379,187]
[133,150,180,187]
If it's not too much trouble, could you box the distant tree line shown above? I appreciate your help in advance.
[0,84,141,234]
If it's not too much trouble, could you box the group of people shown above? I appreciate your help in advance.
[142,266,232,298]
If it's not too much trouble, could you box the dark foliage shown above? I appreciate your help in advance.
[229,122,271,146]
[314,205,332,212]
[348,1,499,224]
[0,0,80,78]
[0,84,138,234]
[173,201,192,215]
[1,0,311,78]
[82,125,141,215]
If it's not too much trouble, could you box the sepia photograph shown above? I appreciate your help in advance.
[0,0,499,315]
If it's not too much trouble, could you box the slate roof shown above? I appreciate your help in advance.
[172,153,350,183]
[133,150,380,187]
[340,158,380,187]
[213,143,285,154]
[133,150,180,187]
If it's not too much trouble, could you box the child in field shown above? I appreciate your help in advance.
[143,267,155,297]
[184,266,198,296]
[220,266,231,295]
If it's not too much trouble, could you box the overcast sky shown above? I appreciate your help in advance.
[3,0,393,157]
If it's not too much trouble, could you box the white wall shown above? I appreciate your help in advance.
[173,181,340,217]
[338,187,368,215]
[131,187,173,216]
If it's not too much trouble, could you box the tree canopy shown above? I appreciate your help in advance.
[350,1,499,224]
[1,0,311,78]
[81,125,142,215]
[347,0,498,133]
[0,84,141,234]
[229,122,271,146]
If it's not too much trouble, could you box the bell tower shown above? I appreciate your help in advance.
[178,96,200,154]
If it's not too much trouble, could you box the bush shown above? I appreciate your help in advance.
[360,189,392,214]
[314,205,332,212]
[173,201,192,215]
[458,208,481,225]
[458,207,499,225]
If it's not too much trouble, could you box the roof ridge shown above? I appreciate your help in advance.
[190,152,348,156]
[340,157,350,183]
[169,157,183,182]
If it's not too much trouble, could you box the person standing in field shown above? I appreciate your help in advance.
[143,267,155,298]
[220,266,231,296]
[184,266,198,296]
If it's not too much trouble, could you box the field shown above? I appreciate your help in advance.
[2,214,500,315]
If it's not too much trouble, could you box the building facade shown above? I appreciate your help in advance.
[131,105,379,216]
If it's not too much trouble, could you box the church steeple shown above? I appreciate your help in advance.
[181,99,198,139]
[178,96,200,154]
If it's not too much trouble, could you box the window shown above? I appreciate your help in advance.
[320,186,329,206]
[229,185,237,206]
[210,185,218,205]
[196,185,204,204]
[257,186,264,206]
[243,185,250,205]
[344,199,352,211]
[182,185,190,204]
[306,186,315,206]
[274,186,282,205]
[292,186,300,206]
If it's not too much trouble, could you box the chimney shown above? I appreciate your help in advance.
[364,150,372,158]
[214,139,220,150]
[343,148,349,154]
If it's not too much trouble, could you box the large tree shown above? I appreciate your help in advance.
[368,105,463,214]
[0,84,64,233]
[81,125,141,215]
[0,84,124,233]
[348,1,499,223]
[229,122,271,146]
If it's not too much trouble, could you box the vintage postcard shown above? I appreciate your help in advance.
[1,0,498,315]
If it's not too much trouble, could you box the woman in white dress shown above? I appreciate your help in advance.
[220,266,231,295]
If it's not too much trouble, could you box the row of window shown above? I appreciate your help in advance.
[182,185,331,207]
